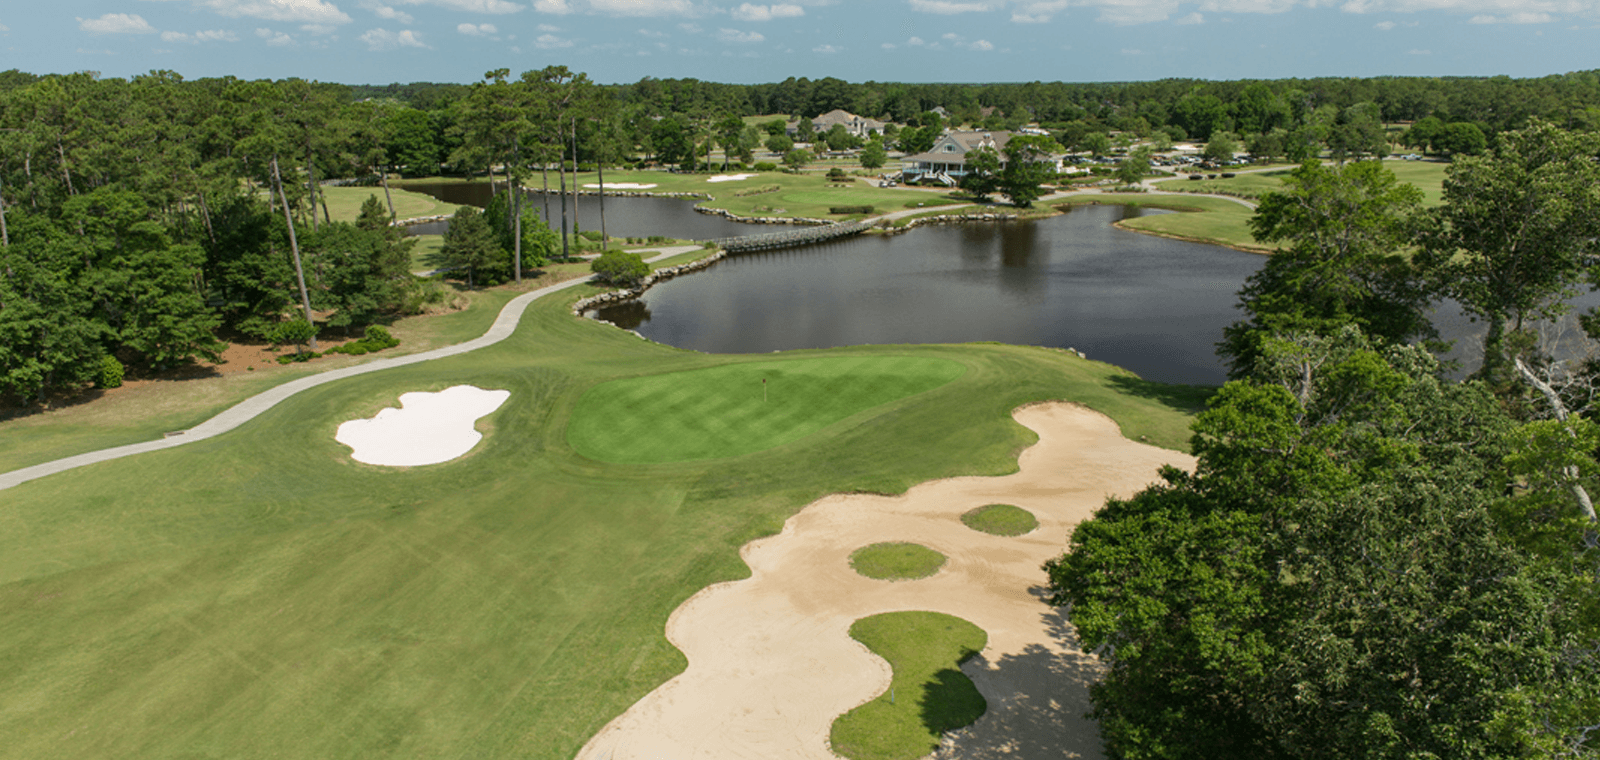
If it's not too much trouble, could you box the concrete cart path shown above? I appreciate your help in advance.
[0,247,699,493]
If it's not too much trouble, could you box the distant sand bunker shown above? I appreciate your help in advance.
[336,385,510,466]
[706,173,758,183]
[584,182,657,189]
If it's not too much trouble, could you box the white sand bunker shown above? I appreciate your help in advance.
[706,173,758,183]
[585,182,657,189]
[336,385,511,466]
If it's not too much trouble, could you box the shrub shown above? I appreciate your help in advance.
[580,230,604,241]
[95,356,124,389]
[364,325,398,347]
[590,251,650,288]
[829,205,875,215]
[753,161,778,172]
[268,318,319,355]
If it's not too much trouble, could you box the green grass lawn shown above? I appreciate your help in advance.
[1152,159,1450,207]
[0,266,1203,759]
[568,356,965,463]
[849,542,948,581]
[1055,195,1278,252]
[959,504,1038,536]
[561,169,963,221]
[321,184,463,223]
[829,611,988,760]
[409,233,443,271]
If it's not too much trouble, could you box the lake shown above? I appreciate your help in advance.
[591,205,1267,386]
[398,180,757,240]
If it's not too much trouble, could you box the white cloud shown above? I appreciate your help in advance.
[144,0,352,25]
[1408,47,1430,53]
[458,21,498,33]
[255,27,297,44]
[538,22,561,29]
[909,0,998,12]
[1199,0,1298,12]
[301,22,338,33]
[1374,18,1396,26]
[907,35,926,44]
[638,27,667,35]
[534,0,573,11]
[813,42,839,52]
[359,26,428,48]
[968,37,993,49]
[589,0,705,15]
[162,28,241,41]
[717,27,765,41]
[888,0,1600,28]
[1468,11,1552,21]
[534,31,573,45]
[881,41,896,48]
[359,0,416,23]
[678,21,703,31]
[731,2,805,20]
[390,0,524,12]
[1121,47,1143,53]
[0,22,10,32]
[79,13,157,34]
[1011,0,1070,22]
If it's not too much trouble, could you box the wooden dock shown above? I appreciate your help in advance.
[709,221,873,253]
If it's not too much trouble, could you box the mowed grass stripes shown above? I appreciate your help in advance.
[567,356,965,463]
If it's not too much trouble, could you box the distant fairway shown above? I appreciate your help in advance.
[567,356,966,463]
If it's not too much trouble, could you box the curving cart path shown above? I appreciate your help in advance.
[0,248,698,492]
[577,403,1194,760]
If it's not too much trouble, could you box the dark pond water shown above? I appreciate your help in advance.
[592,205,1269,386]
[398,181,755,240]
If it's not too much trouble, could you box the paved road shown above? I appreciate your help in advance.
[0,247,699,493]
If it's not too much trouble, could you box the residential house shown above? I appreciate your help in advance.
[788,109,888,140]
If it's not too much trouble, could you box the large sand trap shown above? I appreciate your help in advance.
[706,173,759,183]
[584,182,657,189]
[335,385,510,466]
[577,403,1194,759]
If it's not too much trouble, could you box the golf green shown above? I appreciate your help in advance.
[566,356,966,463]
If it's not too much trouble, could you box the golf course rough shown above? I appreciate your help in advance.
[565,356,966,463]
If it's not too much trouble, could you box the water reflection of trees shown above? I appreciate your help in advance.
[593,299,652,329]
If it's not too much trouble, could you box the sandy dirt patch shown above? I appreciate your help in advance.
[706,173,759,183]
[578,402,1194,760]
[585,182,658,189]
[335,385,510,466]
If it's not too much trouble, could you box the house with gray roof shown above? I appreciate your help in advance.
[788,109,887,140]
[899,130,1063,186]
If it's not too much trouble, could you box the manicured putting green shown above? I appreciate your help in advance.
[567,356,964,463]
[849,542,947,581]
[829,611,988,760]
[960,504,1039,536]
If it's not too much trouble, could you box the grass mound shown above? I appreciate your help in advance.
[566,356,965,463]
[830,611,988,760]
[959,504,1039,536]
[849,542,947,581]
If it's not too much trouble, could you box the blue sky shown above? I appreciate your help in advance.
[4,0,1597,86]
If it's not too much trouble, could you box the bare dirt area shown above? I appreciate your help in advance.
[577,402,1195,760]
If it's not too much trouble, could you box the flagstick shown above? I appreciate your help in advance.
[763,378,768,403]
